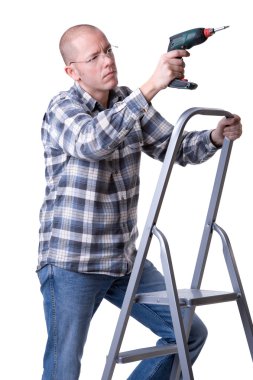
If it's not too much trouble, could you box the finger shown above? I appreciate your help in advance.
[166,49,190,59]
[225,114,241,126]
[223,126,242,140]
[224,133,242,141]
[173,68,185,79]
[169,57,186,66]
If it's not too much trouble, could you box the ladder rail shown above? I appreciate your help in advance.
[170,128,233,379]
[191,137,233,289]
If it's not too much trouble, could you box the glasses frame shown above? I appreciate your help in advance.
[69,45,118,66]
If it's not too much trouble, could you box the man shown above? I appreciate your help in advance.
[37,24,242,379]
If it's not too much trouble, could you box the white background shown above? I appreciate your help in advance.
[1,0,253,379]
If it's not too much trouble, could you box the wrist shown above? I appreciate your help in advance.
[140,78,160,102]
[210,130,222,148]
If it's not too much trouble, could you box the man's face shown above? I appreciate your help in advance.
[69,30,118,100]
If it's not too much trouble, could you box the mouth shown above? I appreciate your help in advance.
[103,70,117,79]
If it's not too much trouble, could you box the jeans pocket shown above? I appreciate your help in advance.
[37,264,53,288]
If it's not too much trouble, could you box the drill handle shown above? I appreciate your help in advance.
[169,79,198,90]
[167,43,198,90]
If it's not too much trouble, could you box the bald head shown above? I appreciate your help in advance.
[59,24,103,65]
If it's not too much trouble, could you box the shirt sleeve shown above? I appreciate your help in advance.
[42,89,149,161]
[138,103,218,166]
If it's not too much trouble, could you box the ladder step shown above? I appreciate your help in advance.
[135,289,240,307]
[117,343,178,364]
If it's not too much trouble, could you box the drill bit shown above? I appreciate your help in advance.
[204,26,229,38]
[214,26,229,33]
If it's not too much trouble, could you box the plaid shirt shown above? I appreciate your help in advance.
[38,83,217,276]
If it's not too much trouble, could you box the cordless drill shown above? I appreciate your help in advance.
[168,26,229,90]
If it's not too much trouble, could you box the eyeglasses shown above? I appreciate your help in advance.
[69,45,118,66]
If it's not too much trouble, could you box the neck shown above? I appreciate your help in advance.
[78,81,109,108]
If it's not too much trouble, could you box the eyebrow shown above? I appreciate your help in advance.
[86,43,111,59]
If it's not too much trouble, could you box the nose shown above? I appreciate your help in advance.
[102,52,114,62]
[101,53,115,68]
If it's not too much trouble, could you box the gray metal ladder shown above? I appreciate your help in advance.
[101,107,253,379]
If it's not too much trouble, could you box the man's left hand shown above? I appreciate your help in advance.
[211,114,242,147]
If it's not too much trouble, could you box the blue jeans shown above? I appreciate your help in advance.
[37,261,207,379]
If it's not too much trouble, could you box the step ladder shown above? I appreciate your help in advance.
[101,107,253,379]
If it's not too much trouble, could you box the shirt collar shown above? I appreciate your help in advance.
[73,82,123,111]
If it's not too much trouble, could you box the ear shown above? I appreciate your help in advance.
[64,65,80,81]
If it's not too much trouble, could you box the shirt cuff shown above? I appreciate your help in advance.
[207,130,221,150]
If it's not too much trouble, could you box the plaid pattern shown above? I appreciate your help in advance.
[38,83,217,276]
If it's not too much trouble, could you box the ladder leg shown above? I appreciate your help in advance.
[153,226,194,380]
[171,222,253,378]
[101,261,145,379]
[168,308,193,379]
[214,223,253,359]
[101,225,153,380]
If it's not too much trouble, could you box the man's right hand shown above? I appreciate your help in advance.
[140,49,190,102]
